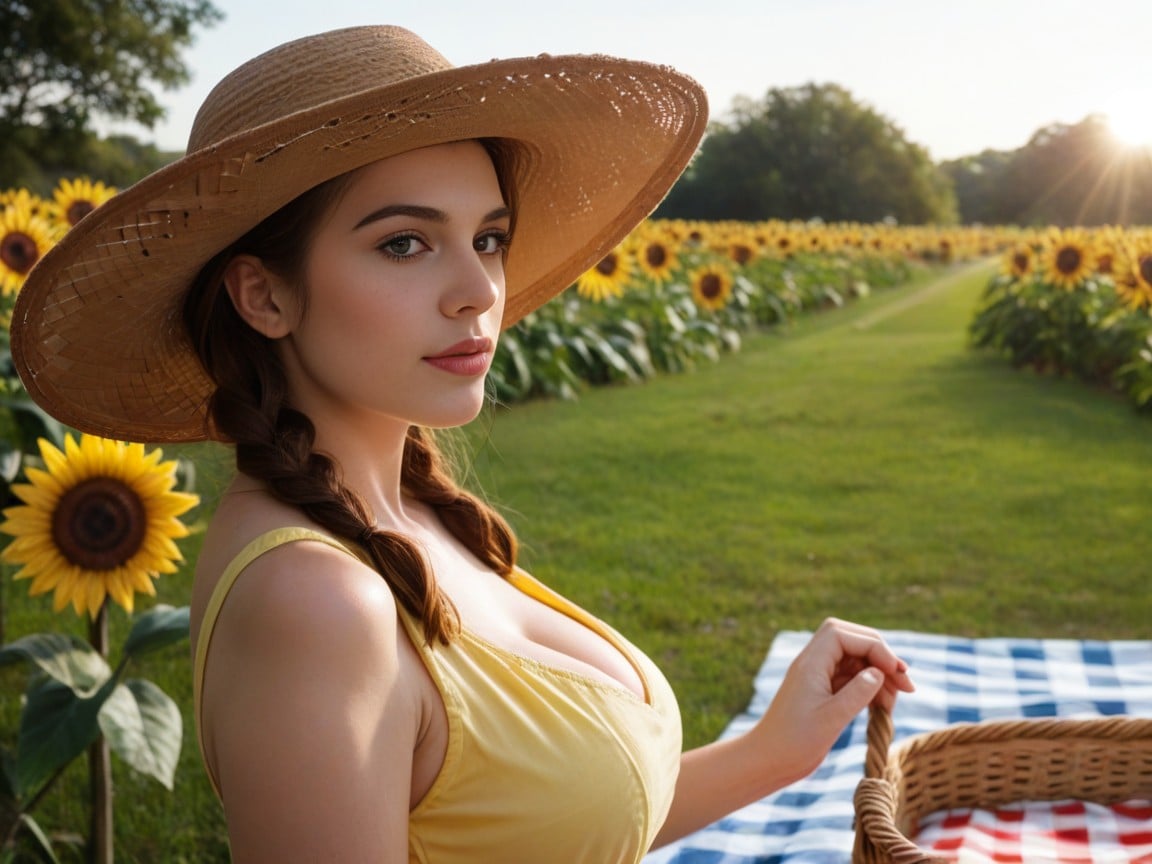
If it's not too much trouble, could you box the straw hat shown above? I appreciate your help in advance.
[10,25,707,443]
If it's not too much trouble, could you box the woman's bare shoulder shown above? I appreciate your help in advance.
[190,484,375,635]
[197,503,419,862]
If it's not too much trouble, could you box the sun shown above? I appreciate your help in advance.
[1103,101,1152,151]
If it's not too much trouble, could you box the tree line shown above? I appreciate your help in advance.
[5,3,1150,228]
[658,83,1152,228]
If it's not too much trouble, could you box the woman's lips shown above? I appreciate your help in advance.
[423,337,494,376]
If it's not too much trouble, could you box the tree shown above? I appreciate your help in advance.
[941,116,1152,227]
[996,116,1152,227]
[0,0,222,189]
[939,150,1015,225]
[658,82,957,225]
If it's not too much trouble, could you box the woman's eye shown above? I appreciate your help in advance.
[379,234,427,259]
[475,231,511,254]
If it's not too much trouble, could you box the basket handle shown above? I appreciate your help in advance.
[855,704,946,863]
[863,703,894,780]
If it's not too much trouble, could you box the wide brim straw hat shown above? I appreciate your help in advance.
[10,25,707,443]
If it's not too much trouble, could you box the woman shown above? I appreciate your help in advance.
[12,25,913,863]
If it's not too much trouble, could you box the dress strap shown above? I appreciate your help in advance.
[193,526,362,799]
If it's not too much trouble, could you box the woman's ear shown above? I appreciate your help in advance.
[222,254,297,339]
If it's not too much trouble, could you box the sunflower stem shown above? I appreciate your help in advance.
[87,602,113,864]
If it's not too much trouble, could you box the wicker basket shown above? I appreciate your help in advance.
[852,705,1152,863]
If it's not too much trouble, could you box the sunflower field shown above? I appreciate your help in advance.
[493,218,1010,402]
[970,226,1152,411]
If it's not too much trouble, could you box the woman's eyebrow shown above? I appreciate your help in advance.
[354,204,511,231]
[354,204,445,230]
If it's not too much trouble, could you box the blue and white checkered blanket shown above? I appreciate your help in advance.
[644,630,1152,864]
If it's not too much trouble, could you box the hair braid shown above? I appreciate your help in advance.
[401,427,517,578]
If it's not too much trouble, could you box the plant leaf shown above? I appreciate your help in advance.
[15,674,118,798]
[98,680,182,789]
[122,605,190,659]
[0,634,110,693]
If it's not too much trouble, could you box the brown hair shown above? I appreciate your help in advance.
[183,142,519,644]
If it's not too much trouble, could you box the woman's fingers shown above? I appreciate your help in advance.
[810,618,916,695]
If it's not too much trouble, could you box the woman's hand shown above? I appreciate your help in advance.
[653,617,914,848]
[750,617,915,785]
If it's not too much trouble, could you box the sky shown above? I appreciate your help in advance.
[120,0,1152,163]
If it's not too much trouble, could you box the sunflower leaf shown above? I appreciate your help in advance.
[0,633,111,693]
[14,674,118,799]
[122,605,190,659]
[98,680,182,789]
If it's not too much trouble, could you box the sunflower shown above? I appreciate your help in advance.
[576,246,633,301]
[51,177,117,228]
[1112,244,1152,310]
[1040,229,1095,290]
[1,434,200,618]
[1091,226,1123,277]
[634,232,679,284]
[689,263,733,312]
[767,225,799,259]
[0,188,48,220]
[726,237,757,267]
[0,201,56,295]
[800,225,829,254]
[1001,244,1037,281]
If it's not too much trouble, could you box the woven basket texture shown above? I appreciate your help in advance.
[852,705,1152,863]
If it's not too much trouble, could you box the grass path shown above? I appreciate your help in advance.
[467,261,1152,743]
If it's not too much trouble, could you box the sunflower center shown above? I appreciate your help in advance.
[1139,256,1152,286]
[731,245,753,265]
[1,231,39,274]
[595,253,620,277]
[66,200,96,226]
[699,274,723,299]
[52,478,147,570]
[1013,252,1030,273]
[1056,246,1082,275]
[645,244,667,269]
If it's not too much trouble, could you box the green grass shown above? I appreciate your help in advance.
[3,260,1151,860]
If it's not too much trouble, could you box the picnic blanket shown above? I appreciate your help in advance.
[644,630,1152,864]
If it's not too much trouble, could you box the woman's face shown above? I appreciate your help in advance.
[275,141,510,437]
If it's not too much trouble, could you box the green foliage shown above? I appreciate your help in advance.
[658,83,957,224]
[0,0,221,187]
[0,606,189,857]
[969,273,1152,410]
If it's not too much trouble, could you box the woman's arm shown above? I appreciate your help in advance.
[202,542,422,863]
[652,618,915,847]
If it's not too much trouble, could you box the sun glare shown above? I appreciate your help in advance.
[1104,103,1152,151]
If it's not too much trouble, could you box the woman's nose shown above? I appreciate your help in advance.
[441,247,503,317]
